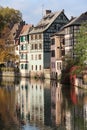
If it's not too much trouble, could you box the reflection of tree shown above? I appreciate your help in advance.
[62,85,72,109]
[62,85,87,130]
[0,88,19,129]
[75,91,87,130]
[61,85,74,130]
[73,105,86,130]
[0,114,5,129]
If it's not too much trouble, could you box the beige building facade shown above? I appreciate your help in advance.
[50,30,65,80]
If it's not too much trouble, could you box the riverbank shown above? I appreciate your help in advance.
[0,67,87,90]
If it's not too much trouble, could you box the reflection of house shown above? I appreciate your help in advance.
[51,81,57,125]
[29,79,44,125]
[16,78,51,126]
[56,83,63,125]
[51,81,63,126]
[29,9,69,78]
[65,111,71,130]
[44,80,51,126]
[50,30,65,80]
[18,78,30,121]
[16,78,45,125]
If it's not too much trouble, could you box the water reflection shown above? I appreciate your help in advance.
[17,79,45,125]
[0,77,87,130]
[51,82,63,126]
[0,76,20,130]
[16,78,51,129]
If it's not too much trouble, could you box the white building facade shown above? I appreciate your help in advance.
[19,25,32,77]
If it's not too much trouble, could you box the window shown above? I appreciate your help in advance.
[65,27,70,34]
[31,55,33,60]
[23,54,26,59]
[32,65,33,70]
[35,44,38,49]
[25,64,28,69]
[61,49,65,56]
[27,35,29,41]
[51,38,55,45]
[31,35,33,40]
[20,36,23,42]
[51,62,55,68]
[35,34,37,39]
[21,45,23,50]
[35,65,37,70]
[23,44,27,50]
[57,62,62,70]
[62,38,65,45]
[65,38,73,46]
[21,53,23,59]
[39,43,42,49]
[39,65,41,70]
[39,34,42,39]
[21,64,24,69]
[20,36,25,42]
[21,54,27,59]
[38,54,41,60]
[35,55,37,60]
[26,54,28,59]
[31,44,34,50]
[51,50,55,57]
[44,44,50,52]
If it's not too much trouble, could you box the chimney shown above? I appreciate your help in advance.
[62,9,64,13]
[45,10,52,15]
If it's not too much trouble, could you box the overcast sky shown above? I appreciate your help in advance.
[0,0,87,25]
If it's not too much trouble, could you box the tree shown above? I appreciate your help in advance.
[0,7,22,28]
[61,22,87,84]
[73,22,87,73]
[0,7,22,64]
[0,14,5,32]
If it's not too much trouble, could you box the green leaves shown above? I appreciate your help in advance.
[0,6,22,63]
[64,22,87,76]
[74,22,87,67]
[0,7,22,28]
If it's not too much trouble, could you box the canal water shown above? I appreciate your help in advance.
[0,77,87,130]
